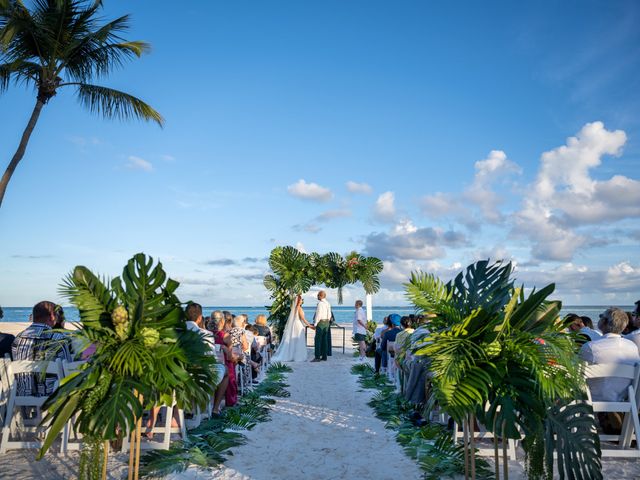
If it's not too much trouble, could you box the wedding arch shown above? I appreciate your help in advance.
[263,246,384,338]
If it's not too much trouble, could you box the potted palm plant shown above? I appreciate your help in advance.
[37,254,219,480]
[406,260,601,480]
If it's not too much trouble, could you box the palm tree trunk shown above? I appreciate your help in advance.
[0,98,45,208]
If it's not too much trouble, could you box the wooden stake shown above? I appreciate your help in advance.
[470,414,476,480]
[134,414,142,480]
[102,440,109,480]
[463,418,469,480]
[502,421,508,480]
[127,425,136,480]
[493,416,500,480]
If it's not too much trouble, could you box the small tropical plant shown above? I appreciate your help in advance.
[37,253,219,479]
[263,246,383,338]
[405,260,601,480]
[0,0,163,208]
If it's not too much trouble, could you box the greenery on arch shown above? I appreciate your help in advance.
[263,246,383,339]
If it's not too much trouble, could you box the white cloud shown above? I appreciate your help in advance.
[292,223,322,234]
[373,191,396,222]
[125,155,154,172]
[513,121,637,261]
[346,181,373,194]
[421,150,521,225]
[316,209,352,222]
[287,179,333,202]
[364,222,467,261]
[295,242,307,253]
[516,261,640,297]
[162,154,176,162]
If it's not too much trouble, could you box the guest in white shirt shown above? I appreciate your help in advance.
[352,300,368,361]
[579,307,640,403]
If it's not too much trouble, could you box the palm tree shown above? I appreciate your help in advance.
[0,0,163,208]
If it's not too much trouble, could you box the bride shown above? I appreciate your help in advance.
[272,294,314,362]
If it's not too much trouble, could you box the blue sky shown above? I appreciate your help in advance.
[1,0,639,307]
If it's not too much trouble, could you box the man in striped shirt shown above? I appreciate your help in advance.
[11,301,72,396]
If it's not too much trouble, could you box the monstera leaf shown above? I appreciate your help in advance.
[39,253,218,457]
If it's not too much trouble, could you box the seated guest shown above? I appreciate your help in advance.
[394,316,415,366]
[254,314,272,346]
[624,307,640,354]
[185,303,216,349]
[11,301,73,396]
[0,330,15,359]
[568,313,602,342]
[0,306,14,358]
[207,310,223,333]
[580,307,639,401]
[580,307,640,434]
[223,311,234,332]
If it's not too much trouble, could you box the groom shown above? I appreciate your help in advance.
[311,290,332,362]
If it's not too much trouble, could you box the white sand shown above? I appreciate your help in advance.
[1,344,639,479]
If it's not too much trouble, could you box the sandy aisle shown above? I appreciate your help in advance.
[201,348,422,480]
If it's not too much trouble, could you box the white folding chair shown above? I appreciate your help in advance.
[0,359,65,453]
[122,394,187,452]
[60,360,87,453]
[386,341,399,387]
[585,362,640,457]
[452,404,519,461]
[255,336,268,378]
[0,356,10,427]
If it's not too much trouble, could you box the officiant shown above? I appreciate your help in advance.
[311,290,332,362]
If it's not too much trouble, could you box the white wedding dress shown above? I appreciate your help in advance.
[271,297,308,362]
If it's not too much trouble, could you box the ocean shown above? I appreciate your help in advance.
[0,305,632,326]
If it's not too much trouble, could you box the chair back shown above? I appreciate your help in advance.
[585,363,638,381]
[8,359,64,376]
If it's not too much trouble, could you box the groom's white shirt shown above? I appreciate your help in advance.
[315,298,332,322]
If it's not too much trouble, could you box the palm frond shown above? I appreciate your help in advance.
[75,82,163,125]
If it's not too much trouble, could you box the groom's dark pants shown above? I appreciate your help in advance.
[314,320,330,360]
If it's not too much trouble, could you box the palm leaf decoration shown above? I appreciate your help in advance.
[0,0,163,208]
[38,253,219,458]
[406,260,602,480]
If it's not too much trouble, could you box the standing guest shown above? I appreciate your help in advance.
[11,301,73,396]
[380,314,402,370]
[374,316,392,374]
[311,290,332,362]
[0,305,4,319]
[352,300,368,362]
[580,307,640,434]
